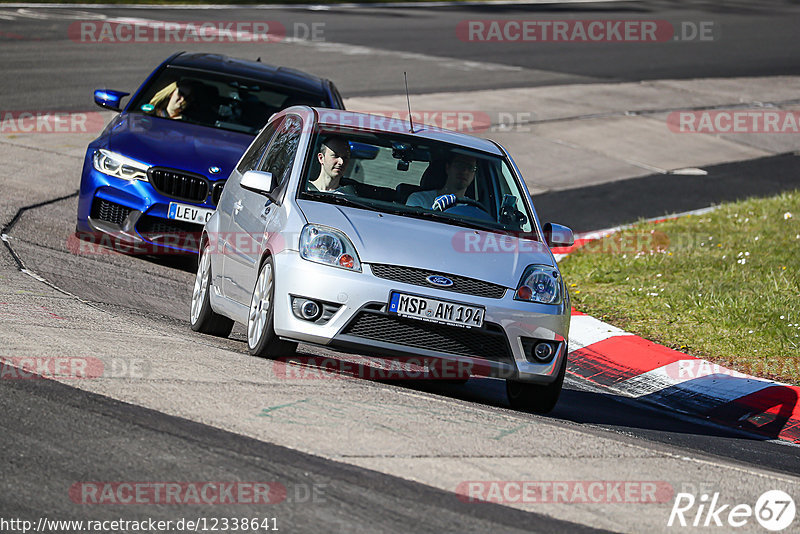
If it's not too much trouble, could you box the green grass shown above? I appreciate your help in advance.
[560,190,800,385]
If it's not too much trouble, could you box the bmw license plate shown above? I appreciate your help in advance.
[388,292,484,328]
[167,202,214,225]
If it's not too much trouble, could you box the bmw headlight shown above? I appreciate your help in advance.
[93,149,149,181]
[515,265,561,304]
[299,224,362,272]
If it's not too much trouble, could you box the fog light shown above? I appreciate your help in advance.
[533,342,555,362]
[292,298,322,322]
[301,300,321,320]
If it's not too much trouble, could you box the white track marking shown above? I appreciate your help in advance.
[568,314,632,352]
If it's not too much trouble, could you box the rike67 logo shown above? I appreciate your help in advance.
[668,490,795,531]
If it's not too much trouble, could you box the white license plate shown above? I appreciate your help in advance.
[167,202,214,225]
[388,292,484,328]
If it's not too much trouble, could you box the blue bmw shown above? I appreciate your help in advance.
[76,52,345,254]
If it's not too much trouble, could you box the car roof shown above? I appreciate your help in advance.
[303,107,504,155]
[168,52,329,95]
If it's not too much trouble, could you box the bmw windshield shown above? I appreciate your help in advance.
[300,128,537,235]
[127,66,329,135]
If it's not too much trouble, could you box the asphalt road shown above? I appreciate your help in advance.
[2,2,800,532]
[1,372,606,534]
[2,0,800,110]
[9,192,800,478]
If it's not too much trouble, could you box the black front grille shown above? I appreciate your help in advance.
[211,181,226,205]
[342,311,513,363]
[148,168,209,203]
[136,215,201,235]
[370,264,506,299]
[90,198,132,225]
[135,215,202,250]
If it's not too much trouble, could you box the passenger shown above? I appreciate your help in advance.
[406,153,477,210]
[308,137,357,195]
[146,80,197,120]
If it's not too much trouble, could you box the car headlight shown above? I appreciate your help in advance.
[515,265,561,304]
[299,224,362,272]
[93,149,149,181]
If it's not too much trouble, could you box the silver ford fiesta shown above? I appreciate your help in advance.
[190,106,574,413]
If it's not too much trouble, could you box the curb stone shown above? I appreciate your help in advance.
[558,216,800,444]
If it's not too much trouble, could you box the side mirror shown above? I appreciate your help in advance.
[241,170,275,197]
[94,89,129,112]
[543,222,574,248]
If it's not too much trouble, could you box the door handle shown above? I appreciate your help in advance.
[233,200,243,215]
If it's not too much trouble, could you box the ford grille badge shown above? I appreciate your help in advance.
[426,275,454,287]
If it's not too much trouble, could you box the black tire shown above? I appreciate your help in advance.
[506,354,567,414]
[247,257,297,358]
[190,242,234,337]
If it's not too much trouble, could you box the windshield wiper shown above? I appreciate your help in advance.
[303,192,504,233]
[304,192,378,213]
[405,209,502,233]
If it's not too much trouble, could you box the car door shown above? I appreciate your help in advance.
[226,114,303,305]
[218,120,280,300]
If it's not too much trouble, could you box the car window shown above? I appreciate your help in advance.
[236,120,280,174]
[300,129,535,234]
[127,66,329,135]
[351,148,426,188]
[259,115,302,188]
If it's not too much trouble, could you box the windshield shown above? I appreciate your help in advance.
[300,128,535,234]
[127,66,328,135]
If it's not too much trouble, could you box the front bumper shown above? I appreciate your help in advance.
[272,250,570,383]
[77,166,211,254]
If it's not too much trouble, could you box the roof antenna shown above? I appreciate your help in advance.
[404,71,415,133]
[256,57,261,62]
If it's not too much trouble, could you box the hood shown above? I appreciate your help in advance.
[103,113,254,180]
[297,200,555,288]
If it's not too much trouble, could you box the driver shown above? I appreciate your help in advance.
[146,80,197,120]
[406,153,477,210]
[308,136,357,195]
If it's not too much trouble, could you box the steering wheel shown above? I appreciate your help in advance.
[446,197,485,211]
[444,198,494,222]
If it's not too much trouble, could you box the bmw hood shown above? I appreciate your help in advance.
[296,200,555,288]
[102,113,253,180]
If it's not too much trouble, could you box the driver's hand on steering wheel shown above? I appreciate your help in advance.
[432,194,457,211]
